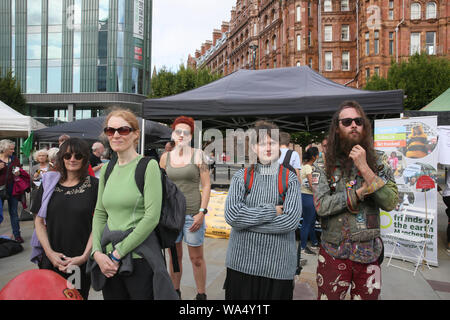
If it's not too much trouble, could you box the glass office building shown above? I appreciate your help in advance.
[0,0,152,124]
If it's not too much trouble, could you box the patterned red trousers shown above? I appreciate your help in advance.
[316,246,381,300]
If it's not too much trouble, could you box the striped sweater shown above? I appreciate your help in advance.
[225,162,302,280]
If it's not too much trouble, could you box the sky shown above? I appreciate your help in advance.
[151,0,237,73]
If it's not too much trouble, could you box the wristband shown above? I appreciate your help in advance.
[109,252,120,263]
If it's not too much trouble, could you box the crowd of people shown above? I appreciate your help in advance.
[1,100,449,301]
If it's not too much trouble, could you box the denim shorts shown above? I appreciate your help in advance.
[175,214,206,247]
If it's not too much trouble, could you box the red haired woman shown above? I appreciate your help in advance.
[160,116,211,300]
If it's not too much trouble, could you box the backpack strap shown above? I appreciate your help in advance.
[104,153,117,186]
[135,157,152,196]
[282,150,293,168]
[278,165,289,204]
[243,167,254,199]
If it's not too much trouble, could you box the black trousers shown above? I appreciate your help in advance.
[224,268,294,300]
[443,196,450,243]
[102,259,154,300]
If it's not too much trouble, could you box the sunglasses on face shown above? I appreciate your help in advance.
[62,153,84,160]
[338,117,364,127]
[103,126,134,136]
[174,129,191,136]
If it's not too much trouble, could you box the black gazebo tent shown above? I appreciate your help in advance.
[142,66,404,131]
[33,116,172,147]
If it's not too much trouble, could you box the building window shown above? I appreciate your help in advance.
[27,32,41,60]
[48,0,63,25]
[426,2,437,19]
[325,52,332,71]
[374,30,379,55]
[308,31,312,46]
[47,66,61,93]
[308,2,312,17]
[26,66,41,93]
[73,65,80,93]
[341,0,349,11]
[48,32,62,60]
[272,35,277,51]
[411,3,421,20]
[365,68,370,80]
[342,51,350,71]
[297,34,301,51]
[410,32,421,55]
[374,67,380,77]
[324,25,332,42]
[324,0,332,12]
[266,40,270,54]
[389,32,394,55]
[27,0,42,26]
[296,61,301,67]
[389,1,394,20]
[309,58,313,68]
[341,25,349,41]
[426,31,436,55]
[296,6,301,22]
[365,32,370,56]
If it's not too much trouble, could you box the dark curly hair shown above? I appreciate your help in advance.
[55,137,90,183]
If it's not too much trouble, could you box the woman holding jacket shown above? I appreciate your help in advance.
[91,108,177,300]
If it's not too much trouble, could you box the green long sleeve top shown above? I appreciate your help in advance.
[91,155,162,259]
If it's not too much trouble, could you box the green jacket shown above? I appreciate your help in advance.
[313,151,398,245]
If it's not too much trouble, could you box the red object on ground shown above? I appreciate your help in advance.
[416,175,435,190]
[0,269,83,300]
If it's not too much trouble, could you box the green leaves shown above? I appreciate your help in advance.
[0,70,26,114]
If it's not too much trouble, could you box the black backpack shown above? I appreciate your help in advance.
[104,155,186,272]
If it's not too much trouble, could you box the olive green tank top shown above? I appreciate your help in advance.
[166,150,201,215]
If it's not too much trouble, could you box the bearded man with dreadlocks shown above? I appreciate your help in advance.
[313,101,398,300]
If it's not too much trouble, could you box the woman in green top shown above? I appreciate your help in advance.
[300,147,320,255]
[160,116,211,300]
[91,108,163,300]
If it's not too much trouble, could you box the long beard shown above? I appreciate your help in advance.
[339,132,363,156]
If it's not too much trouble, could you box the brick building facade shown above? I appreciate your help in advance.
[187,0,449,88]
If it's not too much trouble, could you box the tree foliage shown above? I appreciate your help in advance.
[149,64,222,98]
[0,70,26,114]
[364,53,450,110]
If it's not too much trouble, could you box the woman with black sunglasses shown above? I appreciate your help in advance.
[31,138,98,300]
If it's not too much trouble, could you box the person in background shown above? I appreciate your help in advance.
[47,148,59,170]
[58,134,70,147]
[300,147,320,256]
[278,132,301,179]
[0,139,23,243]
[31,149,50,186]
[388,152,399,171]
[160,116,211,300]
[92,108,176,300]
[442,168,450,253]
[32,138,98,300]
[224,121,302,300]
[314,101,398,300]
[90,142,105,178]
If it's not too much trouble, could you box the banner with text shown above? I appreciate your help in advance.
[375,116,439,266]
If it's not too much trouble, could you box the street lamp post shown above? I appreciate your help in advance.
[249,44,258,70]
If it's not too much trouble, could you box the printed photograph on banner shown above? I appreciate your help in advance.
[403,122,438,159]
[395,184,415,212]
[402,162,437,192]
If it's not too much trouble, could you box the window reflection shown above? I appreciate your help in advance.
[26,67,41,93]
[98,66,107,91]
[11,0,15,26]
[48,33,62,59]
[74,0,82,25]
[27,0,42,26]
[99,0,109,22]
[117,31,124,58]
[47,67,61,93]
[48,0,62,25]
[73,65,80,93]
[131,67,143,94]
[27,32,41,59]
[118,0,125,24]
[117,65,123,92]
[74,32,81,59]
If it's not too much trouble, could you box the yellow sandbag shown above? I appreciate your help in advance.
[205,191,231,239]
